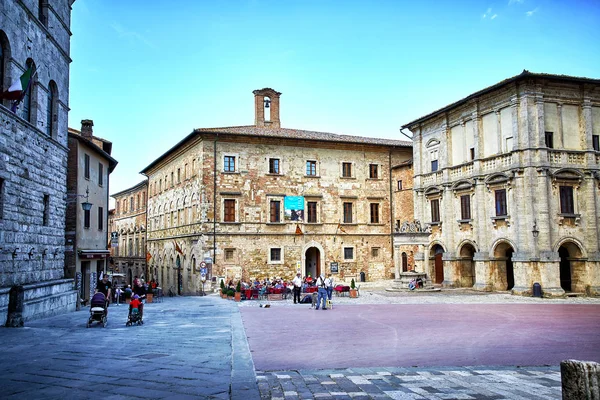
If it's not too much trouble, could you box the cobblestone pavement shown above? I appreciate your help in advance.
[256,366,561,400]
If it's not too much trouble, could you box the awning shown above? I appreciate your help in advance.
[78,249,110,259]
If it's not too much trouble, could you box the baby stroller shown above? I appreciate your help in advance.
[87,292,108,328]
[126,295,144,326]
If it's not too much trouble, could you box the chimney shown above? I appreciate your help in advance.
[81,119,94,138]
[253,88,281,128]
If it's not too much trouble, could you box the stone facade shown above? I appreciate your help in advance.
[110,180,148,286]
[141,89,412,294]
[0,0,78,323]
[65,121,117,305]
[405,71,600,297]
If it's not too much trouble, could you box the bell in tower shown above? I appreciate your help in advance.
[253,88,281,128]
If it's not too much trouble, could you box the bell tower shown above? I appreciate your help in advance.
[253,88,281,128]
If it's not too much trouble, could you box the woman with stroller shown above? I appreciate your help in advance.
[96,274,112,314]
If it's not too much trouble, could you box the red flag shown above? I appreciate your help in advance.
[146,252,152,263]
[174,240,183,255]
[337,223,346,234]
[295,224,303,235]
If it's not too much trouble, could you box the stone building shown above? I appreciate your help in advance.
[65,121,117,305]
[0,0,78,324]
[110,180,148,286]
[404,71,600,297]
[141,88,412,294]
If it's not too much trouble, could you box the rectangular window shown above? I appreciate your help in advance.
[270,248,281,262]
[495,189,507,216]
[184,163,188,180]
[460,195,471,220]
[370,203,379,223]
[559,186,574,214]
[84,154,90,179]
[431,199,440,223]
[177,168,181,183]
[431,159,438,172]
[130,197,134,212]
[225,249,234,261]
[397,180,403,190]
[269,158,280,174]
[545,131,554,148]
[342,162,352,178]
[307,201,317,223]
[98,206,103,231]
[84,208,90,229]
[344,247,354,260]
[343,202,353,223]
[270,200,281,223]
[593,135,599,151]
[371,247,380,258]
[98,163,103,186]
[224,199,236,222]
[470,148,475,160]
[224,156,236,172]
[43,194,49,226]
[306,160,317,176]
[170,172,174,187]
[369,164,378,179]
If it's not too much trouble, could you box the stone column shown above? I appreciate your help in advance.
[560,359,600,400]
[511,255,532,296]
[539,253,565,297]
[442,252,458,288]
[472,252,492,291]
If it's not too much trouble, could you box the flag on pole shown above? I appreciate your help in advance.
[337,223,347,234]
[1,64,34,101]
[295,224,303,235]
[146,252,152,263]
[174,240,183,255]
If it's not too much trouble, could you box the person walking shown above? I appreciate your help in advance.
[292,272,302,304]
[326,273,334,301]
[315,273,328,310]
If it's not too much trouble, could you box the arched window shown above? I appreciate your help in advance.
[19,59,35,122]
[46,81,58,137]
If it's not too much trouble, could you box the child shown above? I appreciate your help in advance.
[130,294,142,316]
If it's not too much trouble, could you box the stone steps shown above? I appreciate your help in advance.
[565,292,586,297]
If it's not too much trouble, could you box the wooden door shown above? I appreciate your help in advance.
[435,253,444,284]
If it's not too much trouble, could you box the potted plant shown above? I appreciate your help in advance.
[227,288,235,299]
[234,281,242,302]
[220,280,227,299]
[349,278,358,298]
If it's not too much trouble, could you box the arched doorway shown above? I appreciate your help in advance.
[401,252,408,272]
[459,243,476,287]
[176,256,182,295]
[430,244,444,284]
[493,241,515,291]
[305,247,320,278]
[557,241,585,293]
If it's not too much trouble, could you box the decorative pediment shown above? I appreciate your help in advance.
[424,186,443,198]
[451,179,475,193]
[551,168,584,190]
[426,138,440,148]
[485,173,512,191]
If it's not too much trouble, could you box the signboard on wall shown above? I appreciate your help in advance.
[284,196,305,222]
[330,262,339,274]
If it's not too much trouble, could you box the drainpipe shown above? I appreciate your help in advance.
[213,134,218,279]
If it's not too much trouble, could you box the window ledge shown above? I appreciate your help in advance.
[366,178,381,181]
[558,213,581,226]
[220,222,241,225]
[429,221,441,226]
[305,222,323,225]
[368,223,386,226]
[222,171,240,175]
[266,173,283,176]
[340,176,356,180]
[304,175,321,178]
[559,213,580,218]
[266,222,285,225]
[341,223,358,226]
[491,215,510,227]
[457,219,472,224]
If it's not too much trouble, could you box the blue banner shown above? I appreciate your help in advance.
[284,196,305,221]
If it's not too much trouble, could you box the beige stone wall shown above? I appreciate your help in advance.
[409,75,600,297]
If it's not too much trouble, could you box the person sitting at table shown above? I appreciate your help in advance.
[304,274,313,285]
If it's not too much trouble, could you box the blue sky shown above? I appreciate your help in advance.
[68,0,600,198]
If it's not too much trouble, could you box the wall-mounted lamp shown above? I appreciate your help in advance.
[532,219,539,238]
[67,187,92,211]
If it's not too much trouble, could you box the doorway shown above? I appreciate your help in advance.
[305,247,320,278]
[431,244,444,284]
[559,246,571,292]
[493,241,515,291]
[459,243,476,287]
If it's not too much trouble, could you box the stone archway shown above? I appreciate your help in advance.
[557,240,585,293]
[492,241,515,291]
[458,243,476,287]
[429,244,445,284]
[302,241,325,279]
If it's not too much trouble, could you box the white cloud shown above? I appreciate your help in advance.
[482,8,492,18]
[491,14,498,19]
[526,7,539,16]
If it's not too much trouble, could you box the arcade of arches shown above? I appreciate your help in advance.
[420,238,597,297]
